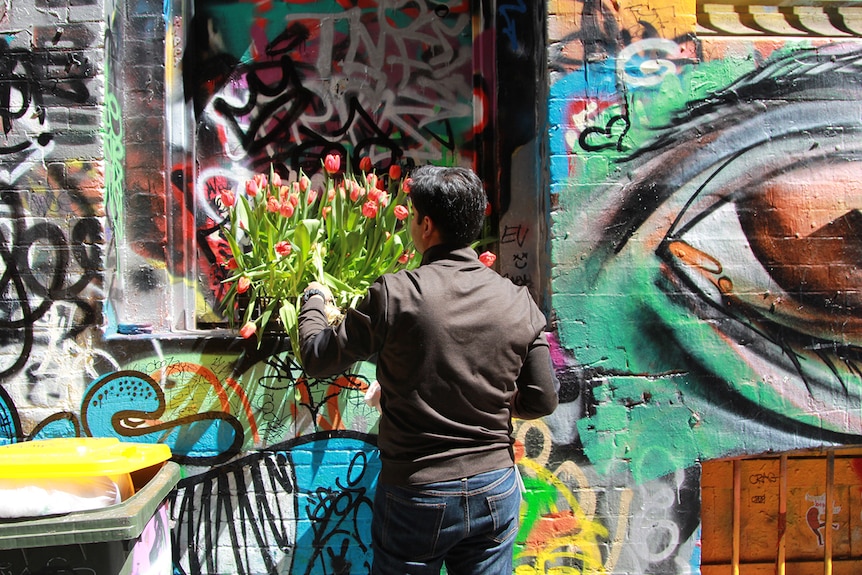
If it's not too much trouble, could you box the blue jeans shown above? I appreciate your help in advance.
[371,467,520,575]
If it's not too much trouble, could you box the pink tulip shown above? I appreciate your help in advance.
[394,205,409,221]
[299,174,311,192]
[324,153,341,174]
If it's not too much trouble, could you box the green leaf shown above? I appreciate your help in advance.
[236,195,253,237]
[294,218,322,256]
[280,301,298,332]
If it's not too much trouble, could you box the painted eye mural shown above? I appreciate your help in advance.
[555,43,862,482]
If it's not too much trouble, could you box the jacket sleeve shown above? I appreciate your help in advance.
[298,281,385,378]
[511,332,559,420]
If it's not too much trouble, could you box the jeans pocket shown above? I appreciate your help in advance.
[380,490,447,561]
[485,474,520,544]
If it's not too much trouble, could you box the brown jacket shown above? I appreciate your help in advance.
[299,245,558,485]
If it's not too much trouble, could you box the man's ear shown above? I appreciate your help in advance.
[421,215,434,238]
[422,215,442,246]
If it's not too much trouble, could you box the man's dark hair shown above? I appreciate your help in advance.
[408,165,487,247]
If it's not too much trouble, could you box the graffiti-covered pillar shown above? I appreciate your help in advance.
[105,0,174,334]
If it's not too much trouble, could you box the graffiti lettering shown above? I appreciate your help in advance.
[749,472,778,485]
[500,223,529,247]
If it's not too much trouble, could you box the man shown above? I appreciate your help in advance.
[298,165,558,575]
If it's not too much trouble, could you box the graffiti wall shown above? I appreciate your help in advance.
[549,0,862,571]
[1,0,862,573]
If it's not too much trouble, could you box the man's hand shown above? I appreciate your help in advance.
[304,281,334,303]
[364,380,382,412]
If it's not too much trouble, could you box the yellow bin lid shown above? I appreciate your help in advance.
[0,438,172,478]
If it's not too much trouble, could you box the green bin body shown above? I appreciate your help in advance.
[0,461,180,575]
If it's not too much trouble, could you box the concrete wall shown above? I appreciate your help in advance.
[1,0,862,573]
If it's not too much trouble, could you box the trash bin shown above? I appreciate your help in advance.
[0,438,179,575]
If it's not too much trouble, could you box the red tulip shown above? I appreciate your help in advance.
[394,205,409,221]
[479,251,496,267]
[239,322,257,339]
[275,241,292,257]
[237,276,251,293]
[389,164,402,181]
[362,200,379,219]
[279,201,295,218]
[220,189,236,208]
[359,157,372,172]
[350,182,364,202]
[267,196,280,213]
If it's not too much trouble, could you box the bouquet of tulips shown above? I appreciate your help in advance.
[218,154,417,356]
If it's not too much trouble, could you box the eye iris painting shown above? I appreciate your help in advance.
[555,43,862,481]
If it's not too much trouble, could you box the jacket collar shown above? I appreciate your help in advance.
[420,244,478,266]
